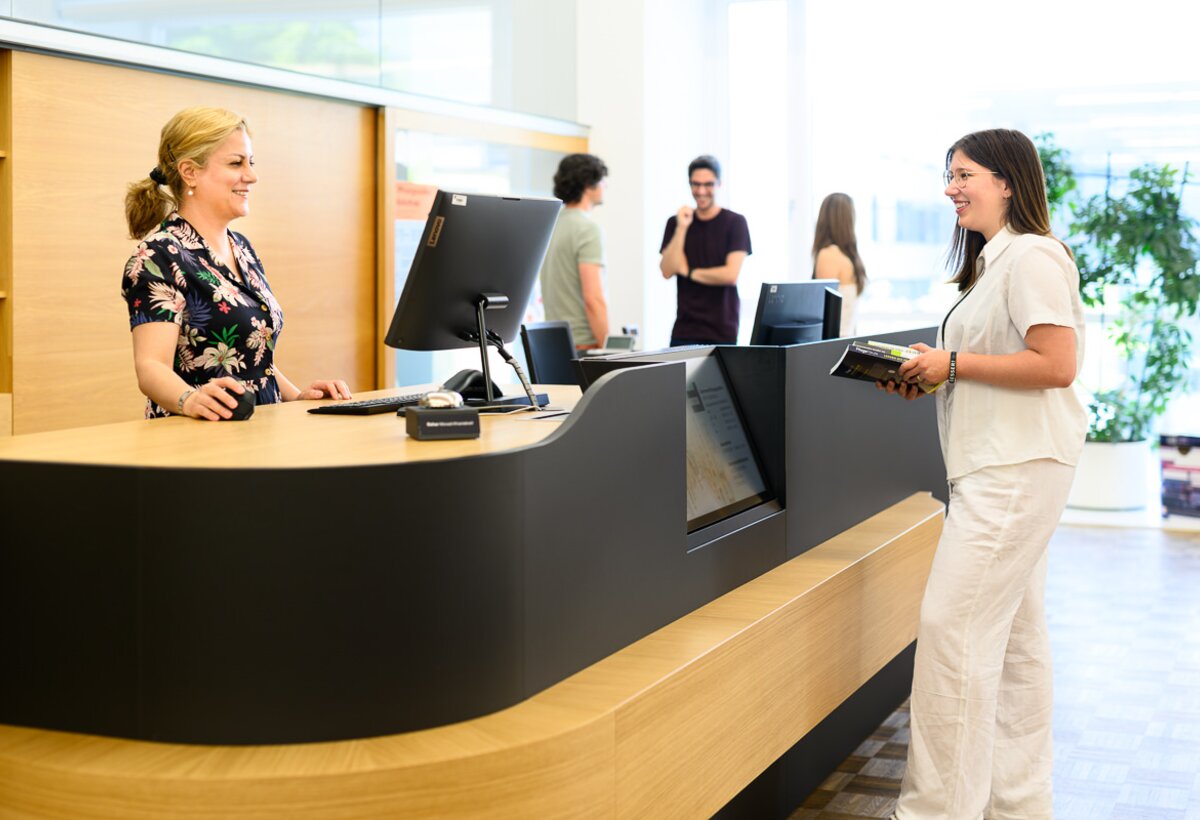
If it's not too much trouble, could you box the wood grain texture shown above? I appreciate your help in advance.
[0,393,10,437]
[0,494,942,819]
[613,499,940,818]
[0,50,12,397]
[7,51,376,435]
[376,107,397,389]
[0,384,577,468]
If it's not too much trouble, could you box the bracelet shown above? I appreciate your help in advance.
[177,388,195,415]
[948,351,957,384]
[687,269,695,280]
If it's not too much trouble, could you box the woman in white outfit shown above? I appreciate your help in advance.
[883,128,1088,820]
[812,192,866,337]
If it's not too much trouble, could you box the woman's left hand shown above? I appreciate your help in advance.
[293,380,353,401]
[898,343,951,386]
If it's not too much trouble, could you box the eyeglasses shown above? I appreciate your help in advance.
[943,169,999,188]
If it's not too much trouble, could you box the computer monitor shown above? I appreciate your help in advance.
[575,347,773,534]
[682,353,772,531]
[748,281,843,345]
[384,190,562,402]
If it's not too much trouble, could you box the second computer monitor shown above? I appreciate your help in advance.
[748,281,843,345]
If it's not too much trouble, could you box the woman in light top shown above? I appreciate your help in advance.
[122,106,350,420]
[812,192,866,336]
[884,128,1087,820]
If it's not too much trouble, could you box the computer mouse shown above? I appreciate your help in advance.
[440,369,501,401]
[220,386,255,421]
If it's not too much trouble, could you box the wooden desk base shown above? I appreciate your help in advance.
[0,494,942,819]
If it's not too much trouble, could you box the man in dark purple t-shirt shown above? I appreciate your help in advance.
[659,155,752,345]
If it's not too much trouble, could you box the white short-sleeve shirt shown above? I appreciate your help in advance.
[936,225,1088,480]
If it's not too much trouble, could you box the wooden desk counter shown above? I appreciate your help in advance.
[0,493,943,819]
[0,351,947,817]
[0,386,579,469]
[0,366,691,747]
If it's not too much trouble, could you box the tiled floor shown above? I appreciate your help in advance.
[788,525,1200,819]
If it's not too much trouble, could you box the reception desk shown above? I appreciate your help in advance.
[0,333,946,818]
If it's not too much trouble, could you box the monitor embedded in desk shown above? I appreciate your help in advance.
[577,347,774,535]
[681,354,771,531]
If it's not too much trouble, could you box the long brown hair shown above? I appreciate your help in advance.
[945,128,1068,292]
[124,106,251,239]
[812,192,867,292]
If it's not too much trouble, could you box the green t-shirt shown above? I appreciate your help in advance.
[539,208,606,346]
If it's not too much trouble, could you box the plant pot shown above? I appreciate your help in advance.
[1067,439,1150,511]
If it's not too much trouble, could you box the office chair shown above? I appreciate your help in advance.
[520,321,579,385]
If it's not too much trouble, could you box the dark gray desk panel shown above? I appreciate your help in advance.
[522,362,785,693]
[782,329,946,558]
[0,456,527,744]
[0,464,139,739]
[137,458,526,744]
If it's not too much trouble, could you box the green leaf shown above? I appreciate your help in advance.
[143,258,165,280]
[212,325,240,347]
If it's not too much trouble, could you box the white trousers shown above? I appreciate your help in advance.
[895,458,1075,820]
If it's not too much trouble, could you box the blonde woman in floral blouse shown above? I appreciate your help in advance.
[122,106,351,420]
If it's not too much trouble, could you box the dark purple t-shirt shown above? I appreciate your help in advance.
[660,208,752,344]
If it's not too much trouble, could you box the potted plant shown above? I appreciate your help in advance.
[1065,162,1200,509]
[1036,133,1077,221]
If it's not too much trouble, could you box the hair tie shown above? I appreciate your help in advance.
[149,167,168,185]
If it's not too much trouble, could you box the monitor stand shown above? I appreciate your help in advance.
[464,293,548,411]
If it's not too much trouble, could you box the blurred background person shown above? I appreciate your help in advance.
[540,153,609,350]
[812,192,867,337]
[659,155,751,346]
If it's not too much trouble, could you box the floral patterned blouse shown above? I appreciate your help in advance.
[121,212,285,418]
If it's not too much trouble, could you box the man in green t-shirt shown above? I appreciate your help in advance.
[539,154,609,349]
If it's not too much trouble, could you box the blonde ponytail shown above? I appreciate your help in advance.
[124,174,175,239]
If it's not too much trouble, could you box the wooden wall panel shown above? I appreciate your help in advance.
[8,52,375,434]
[1,51,13,404]
[376,108,396,389]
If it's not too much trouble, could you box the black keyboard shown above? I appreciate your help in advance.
[307,393,425,415]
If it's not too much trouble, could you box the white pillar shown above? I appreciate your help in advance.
[577,0,727,349]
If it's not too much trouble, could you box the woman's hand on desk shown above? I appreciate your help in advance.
[183,377,248,421]
[291,380,353,401]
